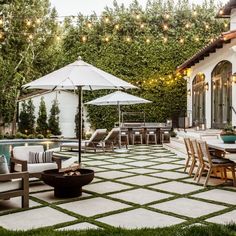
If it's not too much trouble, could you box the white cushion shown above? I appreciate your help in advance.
[13,146,44,161]
[0,179,21,193]
[14,163,57,173]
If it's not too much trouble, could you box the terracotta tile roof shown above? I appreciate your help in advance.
[177,30,236,72]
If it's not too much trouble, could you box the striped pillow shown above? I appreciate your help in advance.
[29,151,54,164]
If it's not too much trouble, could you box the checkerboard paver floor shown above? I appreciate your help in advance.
[1,144,236,231]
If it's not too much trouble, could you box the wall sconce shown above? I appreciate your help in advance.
[187,89,191,96]
[232,73,236,83]
[204,82,209,91]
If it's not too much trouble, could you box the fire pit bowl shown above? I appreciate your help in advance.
[41,168,94,198]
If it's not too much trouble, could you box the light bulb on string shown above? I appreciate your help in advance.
[164,13,170,20]
[185,23,191,29]
[104,36,109,42]
[195,36,199,42]
[56,35,61,41]
[28,34,33,41]
[145,38,151,44]
[36,18,41,24]
[81,35,87,42]
[140,23,145,29]
[104,16,110,23]
[163,24,168,31]
[205,24,209,30]
[126,36,131,43]
[135,13,141,20]
[179,38,184,44]
[219,9,224,15]
[26,20,32,27]
[87,22,92,29]
[193,10,197,17]
[163,36,168,43]
[114,24,120,30]
[224,22,228,28]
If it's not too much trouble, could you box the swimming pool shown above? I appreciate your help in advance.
[0,140,64,161]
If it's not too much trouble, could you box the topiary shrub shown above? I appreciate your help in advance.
[37,134,44,139]
[28,134,35,139]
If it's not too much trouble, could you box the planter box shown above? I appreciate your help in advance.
[220,135,236,144]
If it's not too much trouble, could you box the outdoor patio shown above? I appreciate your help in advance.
[1,145,236,231]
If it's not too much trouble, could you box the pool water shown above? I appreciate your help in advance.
[0,141,62,162]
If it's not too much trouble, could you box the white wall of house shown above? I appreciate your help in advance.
[187,38,236,128]
[19,91,91,138]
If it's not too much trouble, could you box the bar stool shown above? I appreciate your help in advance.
[132,129,143,145]
[121,129,129,146]
[146,129,157,145]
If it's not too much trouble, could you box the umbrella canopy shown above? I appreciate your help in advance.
[22,58,136,164]
[86,91,151,106]
[86,91,152,150]
[22,59,136,90]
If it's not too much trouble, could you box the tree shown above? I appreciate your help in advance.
[0,0,63,135]
[27,99,36,134]
[48,99,61,135]
[18,101,29,134]
[36,97,48,136]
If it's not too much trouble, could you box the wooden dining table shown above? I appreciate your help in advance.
[207,140,236,161]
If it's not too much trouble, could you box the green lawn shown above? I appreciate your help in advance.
[1,224,236,236]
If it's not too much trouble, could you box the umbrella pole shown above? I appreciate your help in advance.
[77,86,82,164]
[118,102,121,149]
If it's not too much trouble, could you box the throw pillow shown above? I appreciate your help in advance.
[29,151,54,164]
[0,155,9,174]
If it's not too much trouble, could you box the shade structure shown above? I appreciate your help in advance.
[86,91,152,149]
[22,57,136,163]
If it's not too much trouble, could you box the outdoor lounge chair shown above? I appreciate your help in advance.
[60,129,107,153]
[11,146,61,179]
[0,155,29,208]
[103,128,120,151]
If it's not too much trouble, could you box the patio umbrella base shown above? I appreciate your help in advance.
[114,148,130,153]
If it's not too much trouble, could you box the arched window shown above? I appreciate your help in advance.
[211,61,232,128]
[192,73,205,126]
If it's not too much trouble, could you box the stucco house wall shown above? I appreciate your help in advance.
[19,91,91,138]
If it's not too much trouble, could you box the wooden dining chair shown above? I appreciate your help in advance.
[183,138,196,176]
[197,140,236,187]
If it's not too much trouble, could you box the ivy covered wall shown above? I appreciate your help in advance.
[62,0,227,129]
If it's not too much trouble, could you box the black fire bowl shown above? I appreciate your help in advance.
[42,168,94,198]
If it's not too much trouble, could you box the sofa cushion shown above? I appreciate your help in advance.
[0,179,21,193]
[0,155,9,175]
[29,151,54,164]
[14,162,58,173]
[13,146,44,161]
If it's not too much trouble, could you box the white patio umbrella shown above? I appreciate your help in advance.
[22,57,136,163]
[86,91,152,150]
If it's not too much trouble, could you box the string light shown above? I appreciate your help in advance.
[205,24,209,30]
[104,36,109,42]
[104,16,110,23]
[135,13,141,20]
[195,36,199,42]
[193,10,197,17]
[146,38,151,44]
[163,24,168,31]
[164,13,170,20]
[126,36,131,42]
[36,18,41,24]
[114,24,120,30]
[56,35,61,41]
[185,23,191,29]
[26,20,32,27]
[140,23,145,29]
[179,38,184,44]
[219,9,224,15]
[81,35,87,42]
[224,22,228,28]
[163,36,168,43]
[87,22,92,29]
[28,34,33,40]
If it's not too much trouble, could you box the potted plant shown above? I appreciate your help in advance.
[220,123,236,144]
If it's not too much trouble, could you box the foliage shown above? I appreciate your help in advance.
[18,99,35,134]
[0,0,63,134]
[36,97,48,136]
[221,123,236,135]
[36,134,44,139]
[0,224,236,236]
[48,99,61,135]
[62,0,227,129]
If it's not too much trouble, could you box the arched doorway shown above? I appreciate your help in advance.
[192,73,205,126]
[211,61,232,129]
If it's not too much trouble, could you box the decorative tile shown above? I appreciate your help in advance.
[151,171,189,180]
[0,207,76,230]
[151,198,225,218]
[206,210,236,224]
[97,208,185,228]
[192,189,236,205]
[118,175,164,186]
[151,181,203,194]
[109,188,172,204]
[150,164,182,170]
[96,170,134,179]
[57,222,100,230]
[83,181,131,194]
[59,197,130,217]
